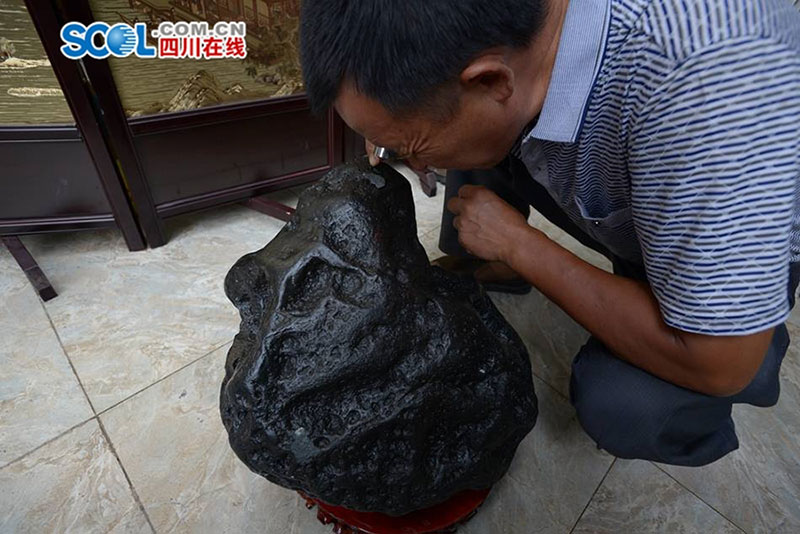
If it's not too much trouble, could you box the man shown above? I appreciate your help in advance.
[299,0,800,466]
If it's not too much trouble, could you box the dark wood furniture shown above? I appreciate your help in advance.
[2,236,57,301]
[56,0,361,247]
[4,1,364,298]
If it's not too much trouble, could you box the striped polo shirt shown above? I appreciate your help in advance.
[518,0,800,335]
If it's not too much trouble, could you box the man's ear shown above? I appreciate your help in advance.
[459,54,514,103]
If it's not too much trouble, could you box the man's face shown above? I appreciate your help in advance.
[335,84,522,171]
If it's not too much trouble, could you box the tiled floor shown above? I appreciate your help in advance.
[2,173,799,533]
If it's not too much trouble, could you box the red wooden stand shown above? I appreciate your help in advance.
[299,488,491,534]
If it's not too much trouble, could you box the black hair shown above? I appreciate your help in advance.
[300,0,548,116]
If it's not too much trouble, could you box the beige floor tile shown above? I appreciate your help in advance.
[573,460,742,533]
[100,343,297,534]
[411,188,446,237]
[786,301,800,331]
[263,186,303,209]
[288,494,327,534]
[490,289,589,397]
[658,323,800,533]
[0,419,150,534]
[418,227,445,262]
[23,204,286,412]
[457,377,613,534]
[0,250,93,467]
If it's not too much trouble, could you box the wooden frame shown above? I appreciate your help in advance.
[2,0,361,299]
[6,1,360,254]
[57,0,351,246]
[2,236,57,301]
[3,0,148,251]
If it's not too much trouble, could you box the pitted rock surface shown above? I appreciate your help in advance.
[220,160,538,515]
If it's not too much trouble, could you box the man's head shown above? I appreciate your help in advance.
[300,0,551,170]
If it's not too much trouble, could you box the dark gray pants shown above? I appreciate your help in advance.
[439,158,799,466]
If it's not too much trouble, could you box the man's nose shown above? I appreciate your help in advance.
[406,156,429,173]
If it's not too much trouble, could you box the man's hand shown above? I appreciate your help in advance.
[447,185,531,263]
[366,139,380,166]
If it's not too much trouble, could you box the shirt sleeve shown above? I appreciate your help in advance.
[628,37,800,335]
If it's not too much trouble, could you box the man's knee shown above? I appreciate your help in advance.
[731,323,788,407]
[569,337,738,466]
[569,339,669,457]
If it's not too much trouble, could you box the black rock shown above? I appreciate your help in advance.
[220,160,538,516]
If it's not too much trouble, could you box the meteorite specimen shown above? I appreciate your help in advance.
[220,160,537,516]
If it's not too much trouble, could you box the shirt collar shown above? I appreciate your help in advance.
[524,0,611,144]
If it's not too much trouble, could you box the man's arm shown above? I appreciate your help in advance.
[449,185,773,397]
[449,36,800,396]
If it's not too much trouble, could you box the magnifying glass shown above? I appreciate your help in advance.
[371,145,444,196]
[374,146,444,174]
[373,145,399,162]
